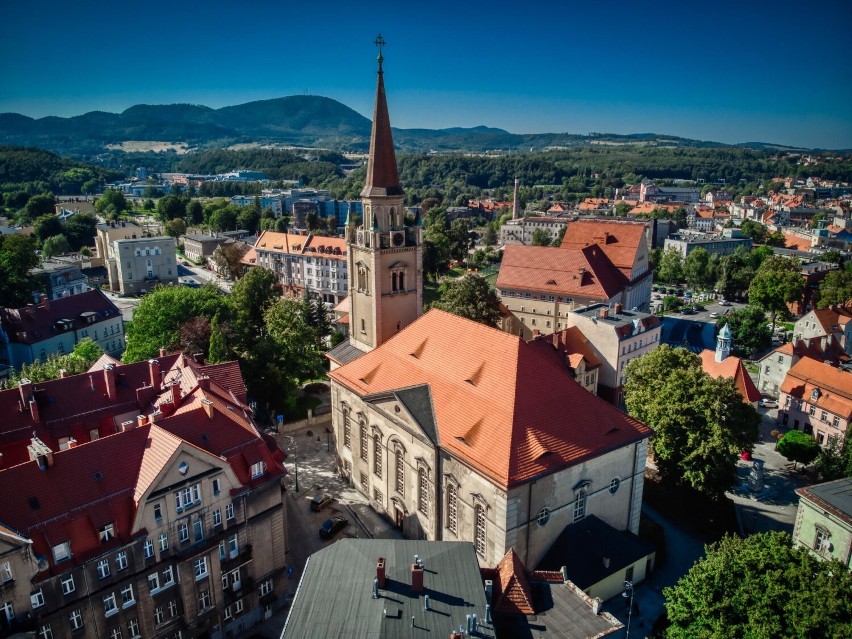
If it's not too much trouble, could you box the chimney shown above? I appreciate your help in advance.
[197,375,210,391]
[67,438,78,449]
[148,359,161,392]
[591,597,602,615]
[159,347,167,357]
[201,398,214,419]
[170,381,182,406]
[59,369,68,378]
[376,557,387,588]
[39,293,49,310]
[613,303,623,315]
[29,398,40,423]
[193,352,205,365]
[598,307,609,319]
[411,563,424,593]
[27,437,53,470]
[137,414,149,428]
[103,364,117,400]
[512,178,520,220]
[18,378,33,406]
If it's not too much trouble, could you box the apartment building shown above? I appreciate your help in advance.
[0,354,288,639]
[498,216,568,246]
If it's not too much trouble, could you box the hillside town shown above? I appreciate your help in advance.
[1,49,852,639]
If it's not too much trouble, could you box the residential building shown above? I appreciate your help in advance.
[325,55,653,572]
[793,478,852,569]
[639,183,699,203]
[496,244,632,339]
[282,540,623,639]
[755,339,850,398]
[559,219,654,313]
[699,324,761,403]
[96,223,178,295]
[563,303,662,406]
[777,356,852,446]
[795,305,852,356]
[528,327,601,395]
[663,232,752,257]
[94,221,145,259]
[499,217,568,245]
[181,230,249,264]
[32,260,89,300]
[249,231,349,304]
[0,353,288,639]
[0,289,124,371]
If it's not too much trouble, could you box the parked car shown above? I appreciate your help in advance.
[709,312,719,319]
[181,261,190,266]
[319,515,348,539]
[759,398,779,408]
[680,308,696,315]
[310,493,333,512]
[719,299,732,306]
[692,304,705,312]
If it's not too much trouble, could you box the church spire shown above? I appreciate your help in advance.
[361,35,403,198]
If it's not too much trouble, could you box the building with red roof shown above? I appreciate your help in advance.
[0,353,287,639]
[699,324,761,404]
[778,356,852,448]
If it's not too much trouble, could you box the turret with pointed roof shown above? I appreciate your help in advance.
[361,38,402,199]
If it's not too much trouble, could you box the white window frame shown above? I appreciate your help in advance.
[99,523,115,543]
[163,565,175,587]
[53,541,71,563]
[115,551,128,571]
[158,533,168,552]
[259,579,273,597]
[226,503,235,521]
[61,575,75,595]
[199,589,211,611]
[212,478,221,495]
[178,523,189,543]
[97,558,110,579]
[128,618,140,639]
[69,609,83,631]
[147,573,160,593]
[213,508,222,527]
[121,584,135,607]
[475,504,486,557]
[143,539,154,558]
[228,534,239,558]
[174,484,201,511]
[31,589,45,608]
[251,461,265,478]
[194,557,208,580]
[104,592,118,617]
[38,623,53,639]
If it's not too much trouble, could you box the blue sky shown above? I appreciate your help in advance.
[2,0,851,149]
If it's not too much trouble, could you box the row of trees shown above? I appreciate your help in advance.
[123,269,334,418]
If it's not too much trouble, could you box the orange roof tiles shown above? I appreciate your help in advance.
[253,230,347,260]
[330,310,652,489]
[560,219,647,273]
[780,357,852,419]
[494,549,535,615]
[699,351,762,403]
[496,244,626,300]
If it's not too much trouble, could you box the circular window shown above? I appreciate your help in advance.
[178,461,189,476]
[609,477,621,494]
[536,507,551,527]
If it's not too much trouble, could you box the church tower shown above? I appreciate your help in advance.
[715,322,732,362]
[346,37,423,353]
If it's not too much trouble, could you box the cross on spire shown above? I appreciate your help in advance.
[374,34,385,72]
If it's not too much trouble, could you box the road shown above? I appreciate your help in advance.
[178,263,232,293]
[659,299,747,353]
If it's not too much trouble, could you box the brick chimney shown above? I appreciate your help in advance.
[18,378,33,406]
[159,347,167,357]
[104,364,117,400]
[148,359,161,392]
[29,398,40,422]
[200,398,214,419]
[613,303,623,315]
[197,375,210,391]
[137,414,149,428]
[170,381,181,406]
[27,437,53,470]
[376,557,386,588]
[411,563,424,594]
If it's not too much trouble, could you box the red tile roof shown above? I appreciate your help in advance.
[0,289,121,345]
[531,327,602,370]
[559,219,647,275]
[699,351,762,403]
[494,549,535,615]
[780,357,852,419]
[329,310,652,489]
[497,244,626,300]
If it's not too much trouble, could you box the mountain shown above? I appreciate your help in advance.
[0,96,817,157]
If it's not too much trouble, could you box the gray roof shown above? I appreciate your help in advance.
[493,580,621,639]
[800,477,852,522]
[537,516,655,590]
[282,540,495,639]
[327,338,367,366]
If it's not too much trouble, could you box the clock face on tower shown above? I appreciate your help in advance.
[391,231,404,247]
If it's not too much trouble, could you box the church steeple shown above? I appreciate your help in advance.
[361,35,402,199]
[716,323,732,362]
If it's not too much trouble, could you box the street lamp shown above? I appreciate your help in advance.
[622,580,634,638]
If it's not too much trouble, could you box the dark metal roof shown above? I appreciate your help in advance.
[536,515,656,590]
[361,68,403,198]
[327,338,368,366]
[800,477,852,522]
[281,540,495,639]
[395,385,438,446]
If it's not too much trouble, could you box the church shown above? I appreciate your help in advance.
[326,44,654,570]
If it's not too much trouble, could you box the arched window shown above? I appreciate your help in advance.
[373,436,382,478]
[475,504,486,556]
[392,272,398,292]
[360,423,368,461]
[395,449,405,497]
[573,488,587,522]
[417,468,428,514]
[342,408,351,449]
[446,484,458,535]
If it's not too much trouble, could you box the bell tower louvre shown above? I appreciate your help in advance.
[346,36,423,354]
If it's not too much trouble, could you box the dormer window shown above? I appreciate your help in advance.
[52,541,71,563]
[251,462,266,479]
[99,523,115,543]
[811,388,821,400]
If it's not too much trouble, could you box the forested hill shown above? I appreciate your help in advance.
[0,95,821,158]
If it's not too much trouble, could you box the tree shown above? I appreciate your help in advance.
[749,255,804,330]
[236,207,261,234]
[155,195,187,222]
[4,338,102,386]
[482,225,497,246]
[64,213,97,251]
[265,297,325,382]
[176,316,212,356]
[186,199,204,225]
[164,218,187,238]
[816,269,852,308]
[227,267,280,351]
[0,233,40,308]
[448,218,474,261]
[305,210,319,232]
[123,285,228,362]
[656,248,684,284]
[24,194,56,222]
[211,243,249,281]
[682,247,712,290]
[431,274,502,327]
[95,189,129,216]
[777,430,820,470]
[663,532,852,639]
[531,228,551,246]
[208,206,237,232]
[715,305,771,358]
[33,214,64,243]
[624,345,760,499]
[422,229,451,277]
[207,311,231,364]
[41,234,71,258]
